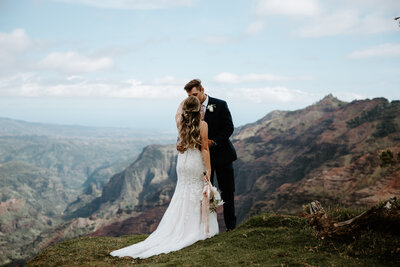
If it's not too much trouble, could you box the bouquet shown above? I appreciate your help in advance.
[208,185,224,213]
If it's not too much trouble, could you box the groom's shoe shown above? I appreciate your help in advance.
[226,228,235,232]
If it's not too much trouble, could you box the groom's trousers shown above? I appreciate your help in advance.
[211,162,236,230]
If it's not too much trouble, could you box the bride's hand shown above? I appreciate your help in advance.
[202,181,214,199]
[176,142,186,154]
[203,171,210,184]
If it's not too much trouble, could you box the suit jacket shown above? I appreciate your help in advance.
[204,96,237,166]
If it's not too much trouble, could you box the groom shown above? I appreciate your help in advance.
[180,79,237,231]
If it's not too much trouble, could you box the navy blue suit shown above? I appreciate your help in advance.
[204,96,237,230]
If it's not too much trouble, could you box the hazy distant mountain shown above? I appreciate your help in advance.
[0,117,175,265]
[0,117,175,139]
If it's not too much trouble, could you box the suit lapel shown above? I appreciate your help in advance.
[204,96,215,122]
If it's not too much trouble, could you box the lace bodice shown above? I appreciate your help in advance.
[177,148,205,184]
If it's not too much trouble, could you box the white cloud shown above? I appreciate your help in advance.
[256,0,321,17]
[107,79,182,98]
[334,91,367,101]
[336,0,400,13]
[0,29,32,69]
[227,86,319,104]
[38,51,114,74]
[214,72,312,84]
[0,72,37,96]
[66,75,85,81]
[0,74,184,98]
[296,10,396,37]
[0,29,116,75]
[226,87,364,105]
[0,29,32,54]
[254,1,399,37]
[348,43,400,59]
[296,10,356,37]
[54,0,194,9]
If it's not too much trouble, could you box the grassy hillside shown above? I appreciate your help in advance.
[26,213,399,266]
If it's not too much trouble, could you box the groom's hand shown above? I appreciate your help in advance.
[208,139,216,148]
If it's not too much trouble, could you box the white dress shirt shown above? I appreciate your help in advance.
[202,94,209,115]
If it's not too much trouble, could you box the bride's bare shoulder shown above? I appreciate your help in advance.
[200,121,208,132]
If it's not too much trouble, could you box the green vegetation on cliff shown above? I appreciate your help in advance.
[26,213,399,267]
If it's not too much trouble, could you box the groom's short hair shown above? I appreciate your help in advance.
[184,79,203,92]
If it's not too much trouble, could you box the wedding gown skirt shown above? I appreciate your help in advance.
[110,148,219,259]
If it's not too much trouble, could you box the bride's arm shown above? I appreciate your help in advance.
[175,100,184,128]
[200,121,211,182]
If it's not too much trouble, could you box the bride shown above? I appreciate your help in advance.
[110,96,219,259]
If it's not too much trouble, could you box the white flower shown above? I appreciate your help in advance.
[207,104,216,112]
[211,186,221,201]
[209,185,224,213]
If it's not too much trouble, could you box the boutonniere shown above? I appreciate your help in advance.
[207,104,216,112]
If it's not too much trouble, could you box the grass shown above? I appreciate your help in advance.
[326,205,366,222]
[25,212,399,266]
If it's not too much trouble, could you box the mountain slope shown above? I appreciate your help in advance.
[0,162,69,265]
[65,144,178,220]
[232,96,400,219]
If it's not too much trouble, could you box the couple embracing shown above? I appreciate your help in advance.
[111,79,237,259]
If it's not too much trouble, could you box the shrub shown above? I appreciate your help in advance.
[379,149,395,167]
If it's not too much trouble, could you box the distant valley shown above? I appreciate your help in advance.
[0,118,175,266]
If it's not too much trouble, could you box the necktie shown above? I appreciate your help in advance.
[200,105,205,121]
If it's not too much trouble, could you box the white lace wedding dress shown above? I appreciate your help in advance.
[110,148,219,259]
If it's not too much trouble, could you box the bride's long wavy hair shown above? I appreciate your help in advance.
[179,96,202,150]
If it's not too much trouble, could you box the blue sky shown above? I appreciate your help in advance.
[0,0,399,131]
